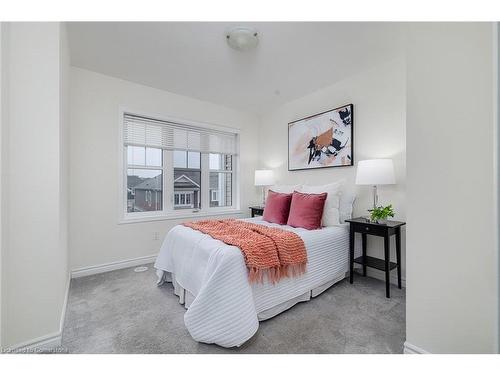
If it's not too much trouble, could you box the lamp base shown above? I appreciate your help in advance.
[372,185,378,209]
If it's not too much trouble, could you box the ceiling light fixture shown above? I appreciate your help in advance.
[226,27,259,51]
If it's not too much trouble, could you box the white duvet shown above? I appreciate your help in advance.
[154,217,349,347]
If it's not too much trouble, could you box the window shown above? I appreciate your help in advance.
[127,146,163,213]
[209,153,233,207]
[211,190,218,202]
[173,191,194,208]
[122,113,239,221]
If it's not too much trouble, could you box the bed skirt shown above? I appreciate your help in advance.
[158,270,347,322]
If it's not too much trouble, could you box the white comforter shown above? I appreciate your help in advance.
[154,217,349,347]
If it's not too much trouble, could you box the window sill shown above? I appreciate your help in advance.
[118,209,244,225]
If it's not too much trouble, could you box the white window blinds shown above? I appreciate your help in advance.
[124,113,238,155]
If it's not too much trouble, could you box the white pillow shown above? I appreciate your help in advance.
[269,184,302,194]
[299,182,341,226]
[331,179,356,223]
[339,190,356,223]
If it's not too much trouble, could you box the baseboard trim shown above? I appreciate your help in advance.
[403,341,430,354]
[60,274,70,333]
[2,331,63,353]
[2,331,62,353]
[71,254,157,278]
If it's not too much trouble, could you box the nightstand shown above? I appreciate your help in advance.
[345,217,405,298]
[249,206,264,218]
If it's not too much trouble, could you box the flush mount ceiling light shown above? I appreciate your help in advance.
[226,27,259,51]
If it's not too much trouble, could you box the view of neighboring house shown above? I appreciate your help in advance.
[127,170,203,211]
[209,173,220,206]
[173,171,200,209]
[129,174,163,212]
[209,172,231,207]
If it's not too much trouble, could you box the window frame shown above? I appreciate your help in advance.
[118,108,241,224]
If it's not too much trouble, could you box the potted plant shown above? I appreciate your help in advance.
[368,204,395,224]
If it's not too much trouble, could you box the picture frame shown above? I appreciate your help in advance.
[288,104,354,171]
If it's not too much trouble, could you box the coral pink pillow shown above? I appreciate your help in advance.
[263,190,293,225]
[287,191,328,230]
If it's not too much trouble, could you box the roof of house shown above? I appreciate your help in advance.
[174,174,200,189]
[133,174,162,191]
[133,171,203,191]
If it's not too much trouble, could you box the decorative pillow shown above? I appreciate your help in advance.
[299,182,341,226]
[263,190,293,225]
[269,184,302,194]
[287,191,328,230]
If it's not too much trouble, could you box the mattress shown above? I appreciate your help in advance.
[154,217,349,347]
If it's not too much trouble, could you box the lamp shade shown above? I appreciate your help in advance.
[355,159,395,185]
[254,170,275,186]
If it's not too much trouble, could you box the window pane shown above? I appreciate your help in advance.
[173,150,187,168]
[173,169,201,210]
[188,151,200,169]
[146,147,162,167]
[209,153,220,170]
[127,169,162,212]
[209,172,232,207]
[210,153,232,171]
[127,146,145,166]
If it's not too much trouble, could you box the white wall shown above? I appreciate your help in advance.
[0,22,5,348]
[406,23,498,353]
[69,68,260,270]
[60,24,70,284]
[1,22,70,348]
[497,22,500,352]
[258,58,407,283]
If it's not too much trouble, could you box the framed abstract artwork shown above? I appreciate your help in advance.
[288,104,353,171]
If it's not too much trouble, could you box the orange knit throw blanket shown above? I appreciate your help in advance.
[183,219,307,283]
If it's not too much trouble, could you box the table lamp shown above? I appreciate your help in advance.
[355,159,395,209]
[254,169,275,206]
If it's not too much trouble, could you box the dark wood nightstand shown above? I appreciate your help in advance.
[345,217,406,298]
[249,206,264,217]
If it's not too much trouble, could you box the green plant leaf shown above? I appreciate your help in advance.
[368,204,395,221]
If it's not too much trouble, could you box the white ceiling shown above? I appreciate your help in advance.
[67,22,404,115]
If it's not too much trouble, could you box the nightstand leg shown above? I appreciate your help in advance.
[362,233,367,277]
[396,227,402,289]
[384,234,390,298]
[349,227,354,284]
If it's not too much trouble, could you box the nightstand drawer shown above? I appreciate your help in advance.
[351,222,387,236]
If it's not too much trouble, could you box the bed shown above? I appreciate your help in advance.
[154,216,350,348]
